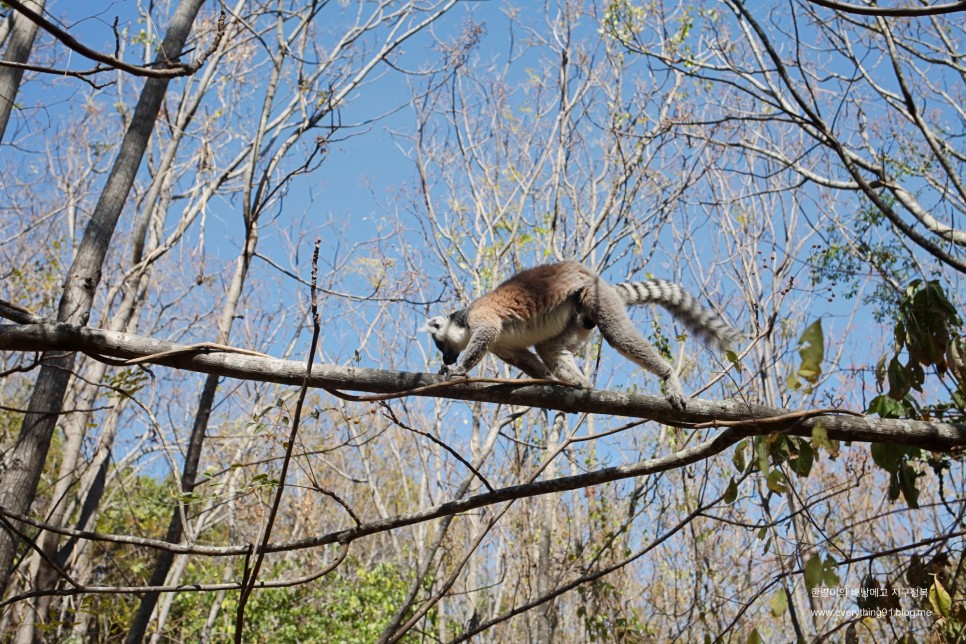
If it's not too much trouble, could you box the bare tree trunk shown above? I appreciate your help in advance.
[125,214,259,644]
[0,0,45,142]
[0,0,204,602]
[123,366,222,642]
[534,413,564,643]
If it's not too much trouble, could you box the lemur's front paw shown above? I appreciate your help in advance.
[662,375,687,411]
[443,365,468,378]
[665,392,687,411]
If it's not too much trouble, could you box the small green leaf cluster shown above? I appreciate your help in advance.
[870,280,964,422]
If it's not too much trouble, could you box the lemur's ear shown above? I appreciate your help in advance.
[420,316,445,335]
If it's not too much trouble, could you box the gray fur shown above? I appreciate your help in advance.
[613,279,743,350]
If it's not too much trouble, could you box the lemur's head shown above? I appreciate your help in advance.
[420,310,471,366]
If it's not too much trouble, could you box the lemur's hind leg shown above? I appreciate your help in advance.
[493,348,554,380]
[579,281,687,410]
[535,323,594,388]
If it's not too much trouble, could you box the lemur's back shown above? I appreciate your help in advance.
[469,261,592,321]
[466,262,593,349]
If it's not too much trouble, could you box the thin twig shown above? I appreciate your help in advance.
[0,543,350,608]
[234,240,325,642]
[124,342,271,365]
[691,407,865,429]
[323,376,566,403]
[380,403,494,492]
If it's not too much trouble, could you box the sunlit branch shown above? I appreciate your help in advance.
[806,0,966,17]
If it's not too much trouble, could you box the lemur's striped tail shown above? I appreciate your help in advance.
[613,280,743,351]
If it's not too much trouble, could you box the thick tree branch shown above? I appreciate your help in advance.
[1,321,964,449]
[805,0,966,17]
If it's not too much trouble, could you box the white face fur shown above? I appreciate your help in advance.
[421,315,470,365]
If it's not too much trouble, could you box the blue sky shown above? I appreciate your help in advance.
[4,0,958,416]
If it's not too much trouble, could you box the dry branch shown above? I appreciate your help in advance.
[0,424,746,564]
[1,321,964,449]
[2,0,225,79]
[805,0,966,17]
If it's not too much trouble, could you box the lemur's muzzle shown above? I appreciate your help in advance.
[432,338,460,366]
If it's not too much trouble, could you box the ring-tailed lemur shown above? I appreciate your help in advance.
[420,261,742,410]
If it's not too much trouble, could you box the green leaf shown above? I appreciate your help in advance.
[898,462,921,508]
[175,492,202,504]
[724,477,738,504]
[886,355,912,399]
[857,574,878,610]
[870,442,904,473]
[746,628,763,644]
[796,319,825,385]
[929,577,952,617]
[756,436,770,474]
[870,444,924,507]
[733,441,747,473]
[948,336,966,389]
[769,588,788,617]
[822,555,840,587]
[805,555,823,591]
[766,469,787,494]
[845,623,858,644]
[887,471,901,502]
[900,280,961,374]
[867,394,911,419]
[874,354,888,391]
[810,422,839,458]
[789,438,814,477]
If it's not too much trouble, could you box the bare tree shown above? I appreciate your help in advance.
[0,0,45,141]
[0,0,208,600]
[1,0,964,641]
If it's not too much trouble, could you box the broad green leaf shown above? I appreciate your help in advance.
[733,441,747,473]
[789,438,814,477]
[770,588,788,617]
[887,355,912,399]
[822,555,840,586]
[756,436,770,474]
[766,469,787,494]
[724,477,738,504]
[805,555,823,591]
[870,442,903,473]
[929,577,951,617]
[898,462,921,508]
[796,319,825,385]
[810,422,839,458]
